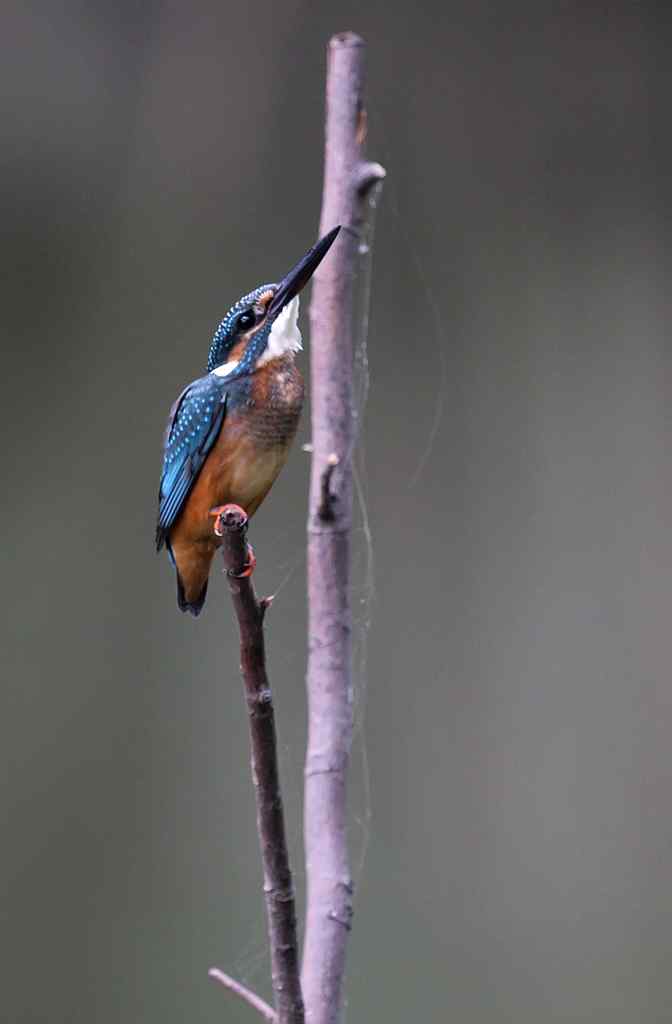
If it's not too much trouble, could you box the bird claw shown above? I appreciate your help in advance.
[209,505,255,577]
[210,503,248,536]
[228,543,256,579]
[210,504,233,536]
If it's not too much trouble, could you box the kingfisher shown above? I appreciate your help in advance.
[156,226,340,615]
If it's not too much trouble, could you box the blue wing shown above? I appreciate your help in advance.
[156,374,228,551]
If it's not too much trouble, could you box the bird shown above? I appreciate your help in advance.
[156,226,340,615]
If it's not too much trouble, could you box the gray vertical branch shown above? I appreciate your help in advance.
[302,32,385,1024]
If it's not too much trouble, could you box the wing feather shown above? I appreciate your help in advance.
[156,375,227,550]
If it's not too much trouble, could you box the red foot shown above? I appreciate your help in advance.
[209,505,255,578]
[229,543,256,579]
[209,503,248,536]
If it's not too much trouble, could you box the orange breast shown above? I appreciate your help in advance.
[170,354,304,549]
[170,418,286,555]
[166,356,303,608]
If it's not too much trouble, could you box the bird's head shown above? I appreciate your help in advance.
[207,226,341,377]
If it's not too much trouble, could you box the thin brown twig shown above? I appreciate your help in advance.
[208,969,277,1023]
[213,504,304,1024]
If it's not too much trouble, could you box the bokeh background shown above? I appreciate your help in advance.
[2,2,671,1021]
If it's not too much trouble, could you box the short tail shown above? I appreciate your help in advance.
[176,572,208,616]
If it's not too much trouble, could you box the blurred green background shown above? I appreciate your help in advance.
[2,2,671,1021]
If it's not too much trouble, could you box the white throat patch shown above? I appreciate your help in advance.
[257,295,302,367]
[211,359,239,378]
[210,295,301,378]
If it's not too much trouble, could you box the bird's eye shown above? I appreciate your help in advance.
[237,309,256,331]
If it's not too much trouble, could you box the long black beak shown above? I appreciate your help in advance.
[267,226,341,319]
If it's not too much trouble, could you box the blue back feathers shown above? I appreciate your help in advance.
[155,375,228,550]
